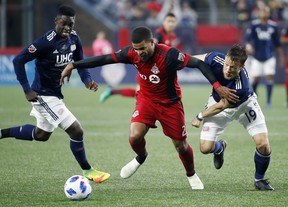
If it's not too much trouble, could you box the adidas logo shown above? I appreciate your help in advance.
[53,49,59,54]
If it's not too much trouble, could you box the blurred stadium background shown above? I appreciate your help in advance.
[0,0,287,86]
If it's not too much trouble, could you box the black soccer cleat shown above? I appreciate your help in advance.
[213,140,227,170]
[254,179,274,191]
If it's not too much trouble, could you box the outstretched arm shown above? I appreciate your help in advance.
[187,56,239,103]
[60,54,116,84]
[191,99,231,128]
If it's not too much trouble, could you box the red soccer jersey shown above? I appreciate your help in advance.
[111,44,190,104]
[154,27,182,50]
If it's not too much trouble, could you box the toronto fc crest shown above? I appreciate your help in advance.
[151,64,160,74]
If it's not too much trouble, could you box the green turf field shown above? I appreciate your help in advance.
[0,85,287,207]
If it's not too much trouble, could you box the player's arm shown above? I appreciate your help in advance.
[191,99,231,128]
[13,42,42,102]
[73,38,98,91]
[186,56,239,103]
[60,54,116,84]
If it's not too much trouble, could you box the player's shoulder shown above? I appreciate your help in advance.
[251,19,260,26]
[267,20,278,27]
[154,26,163,33]
[209,52,224,60]
[70,30,80,38]
[44,30,57,42]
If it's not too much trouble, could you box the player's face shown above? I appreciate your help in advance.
[55,15,75,38]
[132,39,155,62]
[223,57,243,80]
[163,16,177,33]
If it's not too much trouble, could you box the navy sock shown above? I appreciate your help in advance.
[213,141,223,154]
[2,124,35,141]
[266,81,273,104]
[70,138,91,170]
[254,148,270,180]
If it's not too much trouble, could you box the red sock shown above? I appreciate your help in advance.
[178,145,195,176]
[129,138,147,157]
[112,88,136,97]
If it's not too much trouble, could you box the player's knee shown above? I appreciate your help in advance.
[257,142,271,155]
[129,130,143,142]
[66,122,84,139]
[34,131,51,142]
[200,140,214,154]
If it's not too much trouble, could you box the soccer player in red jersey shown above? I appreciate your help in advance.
[154,12,182,50]
[61,26,238,190]
[99,12,181,103]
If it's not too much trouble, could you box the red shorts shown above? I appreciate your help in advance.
[131,96,187,140]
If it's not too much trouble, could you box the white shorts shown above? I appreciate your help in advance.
[30,96,76,132]
[200,93,268,141]
[248,56,276,77]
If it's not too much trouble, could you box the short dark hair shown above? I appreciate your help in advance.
[226,44,247,65]
[131,26,153,43]
[57,5,76,17]
[165,12,176,18]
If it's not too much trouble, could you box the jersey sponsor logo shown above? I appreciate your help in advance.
[178,52,185,62]
[132,110,139,118]
[139,73,147,80]
[255,27,273,40]
[149,74,160,84]
[28,44,37,53]
[55,52,73,67]
[151,64,159,74]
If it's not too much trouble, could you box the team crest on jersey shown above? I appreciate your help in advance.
[70,44,76,51]
[28,44,37,53]
[151,64,159,74]
[178,52,185,62]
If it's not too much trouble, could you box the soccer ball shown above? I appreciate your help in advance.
[64,175,92,200]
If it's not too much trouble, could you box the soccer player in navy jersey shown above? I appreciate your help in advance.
[0,5,110,183]
[61,26,238,190]
[191,44,273,190]
[99,12,181,103]
[245,6,284,108]
[280,25,288,108]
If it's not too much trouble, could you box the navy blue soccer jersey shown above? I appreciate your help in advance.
[204,52,253,107]
[13,30,92,99]
[245,19,281,61]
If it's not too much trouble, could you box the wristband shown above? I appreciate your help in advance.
[212,81,221,90]
[196,112,203,121]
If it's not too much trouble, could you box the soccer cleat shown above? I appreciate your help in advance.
[254,179,274,191]
[214,140,227,170]
[83,168,110,183]
[187,173,204,190]
[99,87,112,103]
[120,158,141,179]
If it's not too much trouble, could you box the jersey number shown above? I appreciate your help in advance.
[245,109,257,123]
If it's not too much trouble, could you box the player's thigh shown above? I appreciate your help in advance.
[263,57,276,76]
[31,96,76,131]
[238,96,267,136]
[249,58,263,77]
[159,102,186,140]
[200,114,231,141]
